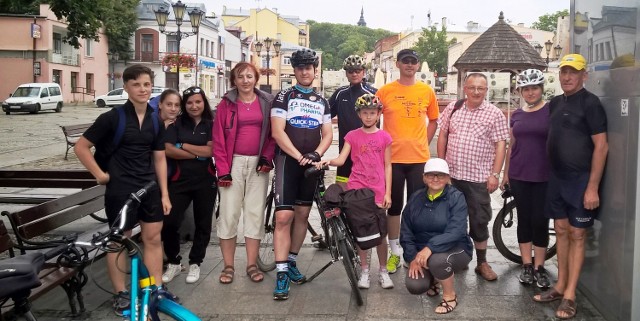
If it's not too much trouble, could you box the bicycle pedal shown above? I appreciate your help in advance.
[311,235,324,242]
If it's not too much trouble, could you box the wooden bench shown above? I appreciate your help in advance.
[60,123,92,160]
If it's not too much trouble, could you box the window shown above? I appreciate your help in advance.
[141,34,153,61]
[605,42,612,60]
[206,40,210,57]
[167,35,178,53]
[40,88,49,98]
[599,43,604,62]
[200,38,204,55]
[86,73,94,92]
[71,72,78,92]
[48,86,61,96]
[211,42,215,58]
[283,56,291,65]
[53,33,62,54]
[52,69,61,84]
[85,39,93,57]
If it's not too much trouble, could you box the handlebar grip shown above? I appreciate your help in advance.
[131,181,157,202]
[43,243,70,261]
[304,165,329,178]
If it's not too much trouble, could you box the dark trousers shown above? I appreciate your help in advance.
[405,248,472,295]
[510,179,550,247]
[162,178,216,265]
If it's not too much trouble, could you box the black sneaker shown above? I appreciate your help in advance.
[518,263,534,285]
[534,266,551,289]
[112,291,130,317]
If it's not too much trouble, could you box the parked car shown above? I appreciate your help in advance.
[94,87,167,108]
[2,83,63,115]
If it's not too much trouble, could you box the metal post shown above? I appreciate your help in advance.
[176,36,181,90]
[266,51,270,89]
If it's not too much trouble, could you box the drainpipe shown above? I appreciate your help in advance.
[33,17,37,83]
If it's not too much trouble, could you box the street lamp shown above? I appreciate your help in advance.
[254,37,281,93]
[107,51,119,90]
[554,44,563,61]
[154,1,203,90]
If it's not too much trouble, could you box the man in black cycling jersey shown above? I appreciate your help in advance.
[271,49,333,300]
[329,54,377,186]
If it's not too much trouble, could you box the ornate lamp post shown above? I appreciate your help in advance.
[107,51,119,91]
[254,37,281,93]
[154,1,203,90]
[554,44,563,61]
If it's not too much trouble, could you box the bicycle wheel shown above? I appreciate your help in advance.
[258,192,276,272]
[156,296,201,321]
[492,200,557,264]
[332,219,363,306]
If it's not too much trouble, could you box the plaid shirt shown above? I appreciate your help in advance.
[439,100,509,183]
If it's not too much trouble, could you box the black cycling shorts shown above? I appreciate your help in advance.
[105,184,164,231]
[274,153,316,211]
[389,163,425,215]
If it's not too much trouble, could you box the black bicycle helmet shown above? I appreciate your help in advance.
[354,94,382,111]
[291,49,319,68]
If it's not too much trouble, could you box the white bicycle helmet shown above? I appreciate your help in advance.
[343,55,365,70]
[516,69,545,88]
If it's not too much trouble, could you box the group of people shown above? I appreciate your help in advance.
[73,47,606,320]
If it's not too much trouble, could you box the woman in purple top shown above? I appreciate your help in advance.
[501,69,551,288]
[213,62,275,284]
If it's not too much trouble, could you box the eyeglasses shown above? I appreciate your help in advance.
[400,57,419,65]
[425,173,448,179]
[465,86,488,93]
[183,87,203,96]
[347,69,363,74]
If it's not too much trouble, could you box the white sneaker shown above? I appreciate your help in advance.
[186,264,200,284]
[162,263,183,283]
[379,271,394,289]
[358,272,370,289]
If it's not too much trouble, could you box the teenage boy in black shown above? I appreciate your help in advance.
[74,64,172,316]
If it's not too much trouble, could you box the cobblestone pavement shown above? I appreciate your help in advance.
[0,105,606,321]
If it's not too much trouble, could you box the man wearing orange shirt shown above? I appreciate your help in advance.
[376,49,439,273]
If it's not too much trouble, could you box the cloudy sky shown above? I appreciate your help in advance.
[202,0,569,32]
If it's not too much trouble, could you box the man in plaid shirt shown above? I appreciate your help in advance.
[437,73,508,281]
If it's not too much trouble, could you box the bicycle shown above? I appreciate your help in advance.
[74,181,201,321]
[257,175,329,272]
[492,184,557,264]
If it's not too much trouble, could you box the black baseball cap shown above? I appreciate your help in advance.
[397,49,419,61]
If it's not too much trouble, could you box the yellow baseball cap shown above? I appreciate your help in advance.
[559,54,587,70]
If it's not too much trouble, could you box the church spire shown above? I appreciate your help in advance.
[357,6,366,27]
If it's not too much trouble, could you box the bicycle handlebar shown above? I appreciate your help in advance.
[304,164,329,178]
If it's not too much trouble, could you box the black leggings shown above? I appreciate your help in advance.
[162,178,216,265]
[388,163,425,215]
[405,248,471,295]
[510,179,549,247]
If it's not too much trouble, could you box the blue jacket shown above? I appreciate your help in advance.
[400,184,473,264]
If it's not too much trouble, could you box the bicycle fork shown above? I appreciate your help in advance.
[303,217,344,283]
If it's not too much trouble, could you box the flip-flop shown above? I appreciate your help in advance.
[246,264,264,283]
[556,298,577,319]
[219,265,235,284]
[533,288,563,302]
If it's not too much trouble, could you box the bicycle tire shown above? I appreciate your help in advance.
[258,193,276,272]
[333,219,364,306]
[156,297,201,321]
[492,200,557,264]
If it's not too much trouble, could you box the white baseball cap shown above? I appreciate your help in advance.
[423,158,450,175]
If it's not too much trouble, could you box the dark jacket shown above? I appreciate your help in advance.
[212,88,275,177]
[400,184,473,263]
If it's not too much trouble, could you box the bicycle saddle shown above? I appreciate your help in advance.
[0,252,45,298]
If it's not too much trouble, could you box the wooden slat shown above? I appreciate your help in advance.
[0,178,96,189]
[17,197,105,239]
[0,196,56,204]
[30,266,77,301]
[0,170,94,180]
[0,221,13,253]
[11,185,105,226]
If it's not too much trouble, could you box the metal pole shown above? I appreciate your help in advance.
[266,51,270,92]
[176,33,181,90]
[111,59,115,90]
[195,29,199,87]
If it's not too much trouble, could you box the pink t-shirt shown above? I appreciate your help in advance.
[345,128,392,205]
[234,99,263,156]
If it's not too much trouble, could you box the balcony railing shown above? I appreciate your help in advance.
[49,50,80,66]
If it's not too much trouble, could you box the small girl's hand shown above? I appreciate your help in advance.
[315,160,329,169]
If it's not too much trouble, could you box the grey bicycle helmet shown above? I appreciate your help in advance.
[354,94,382,111]
[343,55,365,70]
[517,69,545,88]
[291,49,319,68]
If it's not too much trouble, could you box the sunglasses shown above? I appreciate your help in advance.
[183,87,203,96]
[424,173,448,179]
[347,69,363,74]
[401,57,419,65]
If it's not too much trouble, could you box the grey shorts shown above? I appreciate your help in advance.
[451,179,492,242]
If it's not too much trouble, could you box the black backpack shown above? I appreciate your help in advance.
[94,106,160,171]
[324,184,387,250]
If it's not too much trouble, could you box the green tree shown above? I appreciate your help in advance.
[412,25,454,77]
[309,21,394,70]
[0,0,138,53]
[531,9,569,32]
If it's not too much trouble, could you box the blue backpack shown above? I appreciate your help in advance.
[95,106,160,171]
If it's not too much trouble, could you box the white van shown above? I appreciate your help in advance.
[2,83,64,115]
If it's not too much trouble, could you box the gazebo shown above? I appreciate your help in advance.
[453,12,547,99]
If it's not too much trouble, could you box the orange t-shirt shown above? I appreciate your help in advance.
[376,81,439,163]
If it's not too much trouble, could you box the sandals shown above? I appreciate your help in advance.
[533,288,563,302]
[556,298,577,319]
[435,295,458,314]
[246,264,264,283]
[426,272,439,297]
[219,265,235,284]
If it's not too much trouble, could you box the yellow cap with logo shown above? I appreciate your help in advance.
[559,54,587,71]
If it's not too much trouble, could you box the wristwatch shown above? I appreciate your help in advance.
[491,172,500,179]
